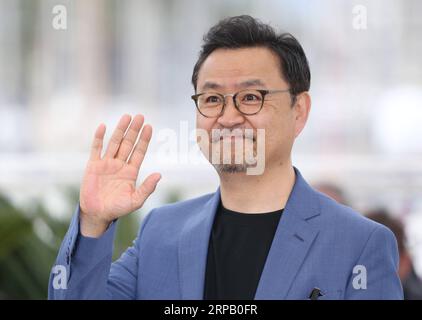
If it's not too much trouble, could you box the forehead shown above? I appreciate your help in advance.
[196,47,285,91]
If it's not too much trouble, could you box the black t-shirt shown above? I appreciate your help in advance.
[204,202,283,300]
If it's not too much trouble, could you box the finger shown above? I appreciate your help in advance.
[104,114,132,159]
[90,123,106,161]
[116,114,144,162]
[128,124,153,171]
[132,173,161,210]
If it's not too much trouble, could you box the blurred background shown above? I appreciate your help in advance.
[0,0,421,299]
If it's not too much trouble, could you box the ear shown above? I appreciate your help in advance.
[293,92,311,138]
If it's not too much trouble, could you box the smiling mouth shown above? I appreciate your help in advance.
[215,136,255,142]
[211,128,256,143]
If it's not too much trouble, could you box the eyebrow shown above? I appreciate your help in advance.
[200,79,267,92]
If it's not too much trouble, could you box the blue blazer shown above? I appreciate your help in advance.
[49,168,403,299]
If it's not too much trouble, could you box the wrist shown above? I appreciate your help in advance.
[79,209,111,238]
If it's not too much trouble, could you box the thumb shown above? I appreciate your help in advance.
[132,172,161,210]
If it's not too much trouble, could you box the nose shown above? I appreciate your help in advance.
[216,95,245,128]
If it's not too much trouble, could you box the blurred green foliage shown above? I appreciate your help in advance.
[0,187,182,299]
[0,194,66,299]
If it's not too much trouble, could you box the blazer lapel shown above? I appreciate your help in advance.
[178,190,220,299]
[254,168,321,299]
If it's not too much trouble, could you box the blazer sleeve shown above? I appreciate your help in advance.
[48,205,153,299]
[344,224,404,299]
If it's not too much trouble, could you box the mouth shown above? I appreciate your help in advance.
[210,128,256,143]
[215,136,256,143]
[211,130,255,142]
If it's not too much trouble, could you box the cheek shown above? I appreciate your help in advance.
[196,113,211,129]
[260,112,296,145]
[196,115,215,141]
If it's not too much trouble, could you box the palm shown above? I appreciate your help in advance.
[81,159,138,220]
[79,114,161,225]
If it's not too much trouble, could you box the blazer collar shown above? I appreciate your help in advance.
[178,189,220,299]
[254,167,321,299]
[178,167,321,299]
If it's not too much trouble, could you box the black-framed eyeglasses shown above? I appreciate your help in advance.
[191,89,291,118]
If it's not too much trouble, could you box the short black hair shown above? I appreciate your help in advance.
[191,15,311,103]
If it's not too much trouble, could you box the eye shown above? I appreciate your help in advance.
[204,95,222,104]
[242,93,262,103]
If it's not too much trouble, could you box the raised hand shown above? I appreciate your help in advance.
[79,114,161,237]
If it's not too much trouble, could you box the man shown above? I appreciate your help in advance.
[49,15,403,299]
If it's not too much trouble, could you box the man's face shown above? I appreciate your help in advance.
[195,47,309,175]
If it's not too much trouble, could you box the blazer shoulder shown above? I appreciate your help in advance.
[144,191,215,226]
[315,190,391,240]
[135,191,216,247]
[312,191,400,267]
